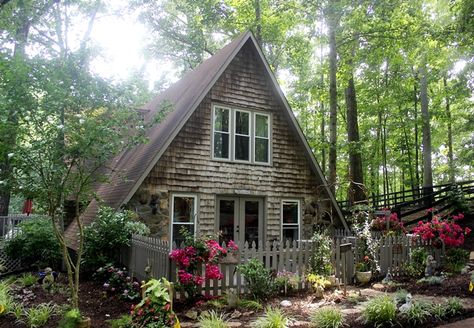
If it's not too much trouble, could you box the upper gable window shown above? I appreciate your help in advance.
[212,105,271,164]
[213,106,230,159]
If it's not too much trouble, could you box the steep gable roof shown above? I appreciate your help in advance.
[65,31,347,247]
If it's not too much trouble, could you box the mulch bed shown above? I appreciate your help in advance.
[387,273,474,297]
[0,278,132,328]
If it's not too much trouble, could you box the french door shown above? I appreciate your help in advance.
[216,196,264,245]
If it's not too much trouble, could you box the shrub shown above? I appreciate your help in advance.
[252,307,292,328]
[24,303,57,328]
[402,247,427,278]
[362,295,396,327]
[393,289,409,306]
[310,307,344,328]
[237,299,263,311]
[444,297,463,317]
[4,218,61,269]
[58,308,82,328]
[0,281,13,315]
[94,264,141,301]
[198,310,229,328]
[430,303,447,320]
[308,230,333,276]
[444,248,469,273]
[237,259,275,300]
[170,228,237,300]
[412,213,470,247]
[108,314,133,328]
[372,212,406,235]
[130,278,177,327]
[83,206,150,270]
[417,276,444,285]
[17,273,38,288]
[403,302,431,325]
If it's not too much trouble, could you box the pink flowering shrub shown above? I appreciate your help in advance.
[169,230,238,299]
[412,212,470,247]
[372,212,406,235]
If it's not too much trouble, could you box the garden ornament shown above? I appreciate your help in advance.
[382,270,393,284]
[43,267,55,291]
[399,293,413,313]
[425,255,437,277]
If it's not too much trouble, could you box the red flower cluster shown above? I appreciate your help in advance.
[372,212,406,235]
[130,297,176,327]
[412,213,470,247]
[170,237,238,299]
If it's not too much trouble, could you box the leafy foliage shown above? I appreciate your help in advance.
[58,308,82,328]
[24,303,58,328]
[237,259,275,301]
[307,230,333,276]
[198,310,229,328]
[130,278,177,327]
[402,247,427,278]
[362,295,397,327]
[4,218,61,269]
[444,248,469,273]
[251,307,292,328]
[82,206,149,270]
[310,307,345,328]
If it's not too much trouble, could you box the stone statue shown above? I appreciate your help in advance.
[425,255,437,277]
[399,293,413,313]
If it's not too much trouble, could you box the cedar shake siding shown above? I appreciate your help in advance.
[65,31,346,249]
[126,42,334,242]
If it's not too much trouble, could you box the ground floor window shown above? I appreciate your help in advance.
[171,194,197,246]
[281,200,300,243]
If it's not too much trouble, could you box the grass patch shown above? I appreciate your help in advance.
[310,306,344,328]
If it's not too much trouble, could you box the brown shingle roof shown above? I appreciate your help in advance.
[65,31,347,248]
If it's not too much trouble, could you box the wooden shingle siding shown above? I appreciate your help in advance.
[131,42,329,241]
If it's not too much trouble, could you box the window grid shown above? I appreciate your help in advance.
[212,105,271,164]
[170,194,197,249]
[281,200,301,243]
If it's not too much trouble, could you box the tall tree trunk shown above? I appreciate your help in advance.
[345,73,365,204]
[0,0,30,215]
[413,79,421,197]
[443,75,455,183]
[254,0,262,46]
[319,38,326,175]
[327,0,339,195]
[420,63,433,196]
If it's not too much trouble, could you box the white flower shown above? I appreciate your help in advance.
[79,119,85,124]
[7,153,14,158]
[57,124,64,129]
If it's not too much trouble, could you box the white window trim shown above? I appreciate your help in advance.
[170,194,198,249]
[281,199,301,242]
[254,112,271,164]
[211,104,271,165]
[234,109,251,163]
[212,105,231,161]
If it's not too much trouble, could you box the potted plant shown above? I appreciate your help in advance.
[355,255,372,284]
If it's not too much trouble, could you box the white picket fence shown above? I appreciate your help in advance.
[125,231,445,298]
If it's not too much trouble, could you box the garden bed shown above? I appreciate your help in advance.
[0,277,131,328]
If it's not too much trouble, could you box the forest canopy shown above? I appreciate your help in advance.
[1,0,473,214]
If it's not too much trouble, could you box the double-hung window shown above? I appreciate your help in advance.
[171,194,197,247]
[212,105,271,164]
[254,113,270,163]
[213,106,230,159]
[281,200,300,243]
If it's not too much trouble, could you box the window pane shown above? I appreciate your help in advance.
[214,132,229,158]
[283,202,298,224]
[219,200,235,244]
[282,227,298,243]
[214,107,229,132]
[245,201,259,245]
[255,114,268,137]
[173,224,194,246]
[173,196,195,223]
[235,111,249,135]
[255,138,269,163]
[235,135,249,161]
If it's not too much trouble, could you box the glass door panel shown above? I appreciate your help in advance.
[218,199,236,244]
[243,200,260,245]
